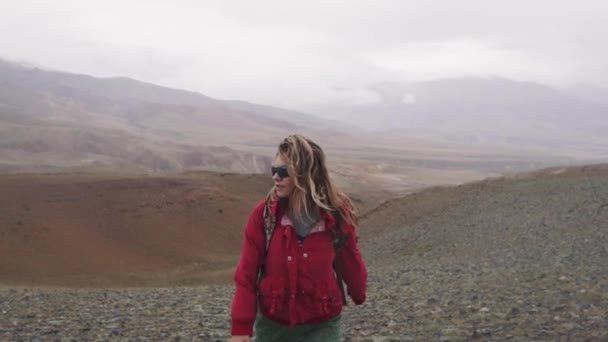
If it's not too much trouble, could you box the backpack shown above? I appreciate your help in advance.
[259,200,349,305]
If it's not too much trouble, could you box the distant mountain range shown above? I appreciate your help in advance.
[1,58,606,174]
[303,77,608,158]
[0,58,351,173]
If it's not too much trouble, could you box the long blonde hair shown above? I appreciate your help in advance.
[267,134,358,227]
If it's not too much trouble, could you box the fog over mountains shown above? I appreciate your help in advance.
[0,57,606,175]
[0,58,347,173]
[303,77,608,155]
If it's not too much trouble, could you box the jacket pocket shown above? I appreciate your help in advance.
[299,277,342,320]
[257,275,286,316]
[316,281,342,318]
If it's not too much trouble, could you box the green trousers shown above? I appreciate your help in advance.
[253,313,341,342]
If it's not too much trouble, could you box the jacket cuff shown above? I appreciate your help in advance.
[231,320,254,336]
[352,294,366,305]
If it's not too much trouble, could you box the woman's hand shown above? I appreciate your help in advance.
[228,336,252,342]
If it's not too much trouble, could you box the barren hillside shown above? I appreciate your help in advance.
[352,163,608,340]
[0,171,383,288]
[0,171,271,287]
[1,164,607,340]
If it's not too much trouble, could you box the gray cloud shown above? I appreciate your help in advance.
[1,0,607,108]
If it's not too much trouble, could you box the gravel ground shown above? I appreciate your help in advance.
[1,167,607,341]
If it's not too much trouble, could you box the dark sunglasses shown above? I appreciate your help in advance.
[271,165,289,178]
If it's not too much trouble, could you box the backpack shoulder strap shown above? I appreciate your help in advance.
[258,200,276,284]
[262,200,277,255]
[330,211,349,306]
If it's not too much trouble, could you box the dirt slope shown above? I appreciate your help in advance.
[0,171,271,287]
[1,165,606,340]
[0,170,383,287]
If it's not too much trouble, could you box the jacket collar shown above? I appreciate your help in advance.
[320,209,337,230]
[271,198,337,230]
[269,197,281,217]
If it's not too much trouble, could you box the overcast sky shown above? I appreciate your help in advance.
[1,0,607,108]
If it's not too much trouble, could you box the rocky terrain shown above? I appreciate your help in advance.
[1,164,607,341]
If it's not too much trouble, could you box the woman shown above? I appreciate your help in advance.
[229,134,368,342]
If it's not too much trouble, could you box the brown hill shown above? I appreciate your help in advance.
[0,170,384,288]
[0,171,272,287]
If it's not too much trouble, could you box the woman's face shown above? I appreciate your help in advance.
[272,155,295,198]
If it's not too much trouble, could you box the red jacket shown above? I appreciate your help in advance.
[231,199,368,336]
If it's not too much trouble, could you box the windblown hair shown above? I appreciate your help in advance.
[267,134,358,227]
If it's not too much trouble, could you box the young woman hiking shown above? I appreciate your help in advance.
[229,134,368,342]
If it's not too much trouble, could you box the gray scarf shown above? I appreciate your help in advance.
[292,209,321,238]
